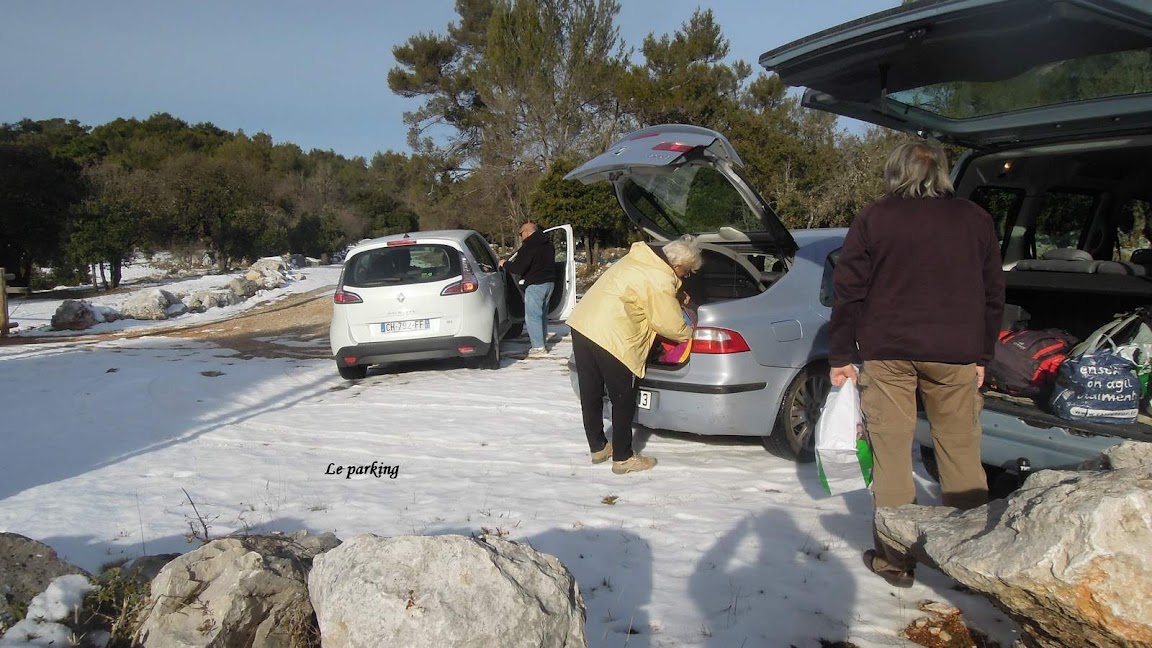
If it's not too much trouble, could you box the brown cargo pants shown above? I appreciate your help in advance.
[860,360,988,572]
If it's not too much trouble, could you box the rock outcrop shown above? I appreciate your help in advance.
[1079,439,1152,471]
[50,299,101,330]
[45,257,297,331]
[137,531,340,648]
[246,258,290,290]
[308,534,587,648]
[120,553,182,586]
[119,289,181,320]
[228,277,260,299]
[182,288,242,313]
[0,533,90,628]
[876,442,1152,648]
[1,574,96,646]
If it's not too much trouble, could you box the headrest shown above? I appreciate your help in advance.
[1041,248,1093,261]
[1132,249,1152,266]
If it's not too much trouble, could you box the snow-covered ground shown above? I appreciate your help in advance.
[0,263,1021,647]
[5,259,344,338]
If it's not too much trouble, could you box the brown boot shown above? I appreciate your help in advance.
[591,442,613,464]
[612,454,657,475]
[862,550,915,588]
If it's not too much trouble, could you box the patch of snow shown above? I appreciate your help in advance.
[1,574,95,648]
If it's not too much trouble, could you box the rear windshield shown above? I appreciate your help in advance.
[888,49,1152,120]
[343,244,461,288]
[621,164,764,235]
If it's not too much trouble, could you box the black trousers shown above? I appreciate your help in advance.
[572,329,638,462]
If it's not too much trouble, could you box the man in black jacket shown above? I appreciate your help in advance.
[500,222,557,355]
[829,142,1005,588]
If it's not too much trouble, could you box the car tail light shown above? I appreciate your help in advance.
[691,327,751,354]
[441,254,479,295]
[652,141,694,153]
[333,289,363,304]
[387,238,417,246]
[343,356,357,364]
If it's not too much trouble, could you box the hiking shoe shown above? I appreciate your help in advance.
[591,442,613,464]
[862,550,915,588]
[527,347,550,357]
[612,454,657,474]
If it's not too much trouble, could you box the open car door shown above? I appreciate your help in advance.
[502,224,576,322]
[546,224,576,321]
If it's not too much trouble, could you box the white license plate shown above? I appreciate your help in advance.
[382,319,430,333]
[637,390,653,410]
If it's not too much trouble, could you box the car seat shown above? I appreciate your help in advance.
[1127,248,1152,277]
[1014,247,1098,273]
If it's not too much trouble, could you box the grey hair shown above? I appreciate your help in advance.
[663,235,703,273]
[884,142,954,198]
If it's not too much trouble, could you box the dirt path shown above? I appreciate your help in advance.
[168,288,334,359]
[2,287,336,360]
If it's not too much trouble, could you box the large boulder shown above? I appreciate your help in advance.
[247,258,290,290]
[228,277,260,299]
[249,258,288,275]
[50,299,99,330]
[875,451,1152,648]
[118,553,182,586]
[120,288,180,320]
[1079,440,1152,471]
[1,574,96,646]
[137,531,340,648]
[0,533,90,628]
[183,288,242,313]
[308,534,586,648]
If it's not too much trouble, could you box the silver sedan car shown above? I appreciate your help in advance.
[565,124,846,462]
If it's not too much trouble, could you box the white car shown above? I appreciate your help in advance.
[329,227,575,379]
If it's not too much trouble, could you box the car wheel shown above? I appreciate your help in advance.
[473,319,501,370]
[763,363,829,463]
[338,364,367,380]
[920,445,1017,499]
[503,322,524,340]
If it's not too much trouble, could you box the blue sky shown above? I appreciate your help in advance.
[0,1,896,160]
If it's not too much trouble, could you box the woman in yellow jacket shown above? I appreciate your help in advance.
[568,236,703,474]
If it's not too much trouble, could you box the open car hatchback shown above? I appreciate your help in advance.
[761,0,1152,481]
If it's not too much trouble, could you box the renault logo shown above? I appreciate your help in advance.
[397,293,406,303]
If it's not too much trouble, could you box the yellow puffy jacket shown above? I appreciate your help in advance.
[568,242,692,378]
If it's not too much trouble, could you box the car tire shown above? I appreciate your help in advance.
[503,322,524,340]
[763,363,829,463]
[473,318,501,370]
[920,444,1017,499]
[338,364,367,380]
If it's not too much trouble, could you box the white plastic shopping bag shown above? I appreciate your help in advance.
[815,377,873,495]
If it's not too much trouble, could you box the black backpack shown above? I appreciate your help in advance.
[986,328,1079,397]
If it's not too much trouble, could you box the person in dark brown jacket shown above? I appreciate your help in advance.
[828,141,1005,588]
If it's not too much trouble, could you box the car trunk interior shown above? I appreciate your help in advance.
[957,135,1152,337]
[957,135,1152,433]
[647,241,789,366]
